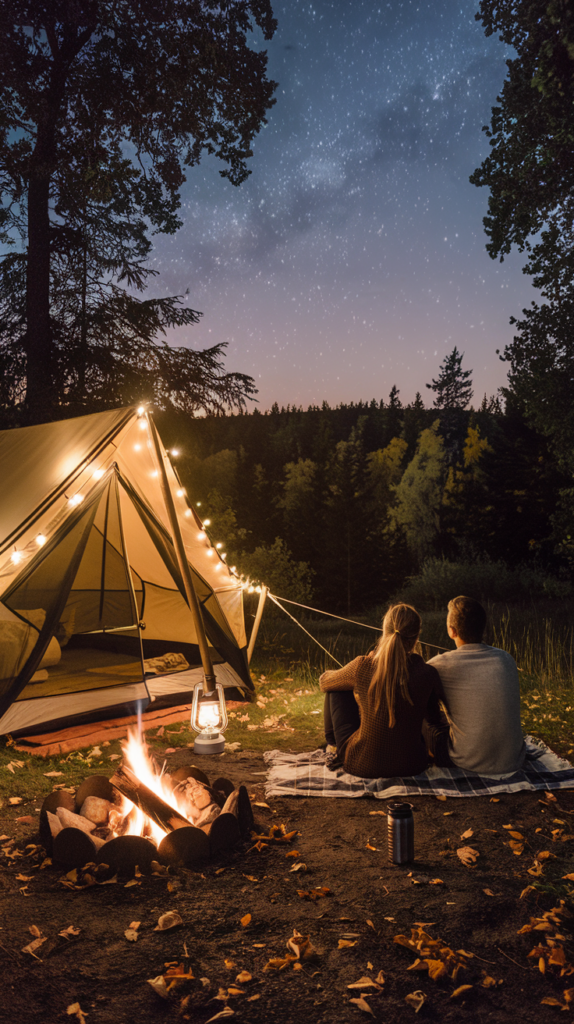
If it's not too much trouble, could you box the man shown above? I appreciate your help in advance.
[424,595,526,774]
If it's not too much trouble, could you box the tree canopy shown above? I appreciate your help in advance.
[426,346,473,410]
[0,0,277,421]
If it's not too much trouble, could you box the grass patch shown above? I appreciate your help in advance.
[1,600,574,805]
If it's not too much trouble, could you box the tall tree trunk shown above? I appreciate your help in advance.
[25,167,53,423]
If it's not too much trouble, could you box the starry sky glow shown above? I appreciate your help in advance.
[151,0,533,410]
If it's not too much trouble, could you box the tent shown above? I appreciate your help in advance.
[0,406,254,737]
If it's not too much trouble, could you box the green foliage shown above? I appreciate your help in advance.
[391,421,446,560]
[399,556,572,610]
[236,537,314,605]
[472,0,574,259]
[0,0,276,419]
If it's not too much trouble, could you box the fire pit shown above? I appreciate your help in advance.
[39,731,254,873]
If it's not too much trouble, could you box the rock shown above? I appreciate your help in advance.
[80,796,114,826]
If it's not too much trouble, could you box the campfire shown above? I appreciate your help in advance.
[40,729,253,872]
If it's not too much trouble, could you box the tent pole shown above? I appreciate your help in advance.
[247,586,268,664]
[148,413,216,693]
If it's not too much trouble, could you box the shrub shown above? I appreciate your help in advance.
[398,557,572,610]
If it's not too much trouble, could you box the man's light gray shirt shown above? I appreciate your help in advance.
[427,644,526,774]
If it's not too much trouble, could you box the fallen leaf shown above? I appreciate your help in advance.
[284,850,300,859]
[236,971,252,983]
[8,797,23,805]
[15,874,33,882]
[429,879,444,886]
[125,928,139,942]
[247,993,261,1001]
[215,868,225,875]
[289,862,307,872]
[66,1003,88,1024]
[254,802,271,810]
[451,985,473,998]
[481,975,497,988]
[43,771,63,778]
[366,920,376,931]
[286,929,318,961]
[243,875,259,883]
[154,912,183,931]
[16,816,35,825]
[456,846,479,866]
[297,886,332,901]
[483,889,496,897]
[347,977,382,990]
[59,925,80,939]
[22,933,47,956]
[435,795,447,802]
[349,996,375,1016]
[147,976,170,999]
[376,970,385,984]
[227,986,245,996]
[508,830,524,840]
[461,829,474,840]
[206,1010,235,1022]
[240,913,252,928]
[338,939,358,949]
[404,991,426,1013]
[369,810,386,816]
[490,797,500,803]
[124,879,140,888]
[508,838,524,853]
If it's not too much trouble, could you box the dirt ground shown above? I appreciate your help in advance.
[1,746,574,1024]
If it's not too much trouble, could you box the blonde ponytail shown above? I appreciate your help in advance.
[368,604,421,726]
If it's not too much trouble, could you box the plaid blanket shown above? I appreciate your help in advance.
[264,736,574,800]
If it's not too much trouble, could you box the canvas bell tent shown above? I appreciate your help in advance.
[0,406,254,737]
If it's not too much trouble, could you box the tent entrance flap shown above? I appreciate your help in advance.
[0,474,148,734]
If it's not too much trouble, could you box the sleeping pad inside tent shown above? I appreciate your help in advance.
[0,406,254,736]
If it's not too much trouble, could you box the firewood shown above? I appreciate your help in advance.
[56,807,97,834]
[110,764,191,833]
[80,796,114,825]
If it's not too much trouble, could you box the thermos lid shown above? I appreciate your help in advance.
[387,801,413,818]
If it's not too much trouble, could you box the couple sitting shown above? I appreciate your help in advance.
[321,596,525,779]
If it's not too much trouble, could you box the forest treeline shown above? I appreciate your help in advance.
[158,387,570,615]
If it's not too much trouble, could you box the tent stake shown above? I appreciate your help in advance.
[247,586,268,664]
[148,413,216,693]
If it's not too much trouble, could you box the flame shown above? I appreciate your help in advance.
[120,729,192,845]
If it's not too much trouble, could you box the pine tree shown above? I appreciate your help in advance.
[426,347,473,410]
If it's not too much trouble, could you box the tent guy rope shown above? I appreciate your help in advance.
[269,594,450,653]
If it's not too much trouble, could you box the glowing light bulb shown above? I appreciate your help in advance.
[203,518,211,527]
[206,549,213,557]
[171,449,180,457]
[248,585,255,593]
[221,553,226,560]
[92,468,104,480]
[216,542,223,549]
[197,531,206,541]
[184,509,192,517]
[35,534,46,547]
[196,501,202,507]
[134,443,141,452]
[176,488,185,497]
[68,494,84,507]
[256,586,262,593]
[197,702,221,730]
[137,405,145,416]
[11,550,22,565]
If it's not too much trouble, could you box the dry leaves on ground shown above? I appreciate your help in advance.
[394,924,472,983]
[297,886,332,901]
[66,1004,88,1024]
[154,911,182,931]
[264,929,319,972]
[349,995,375,1015]
[404,991,426,1013]
[456,846,479,867]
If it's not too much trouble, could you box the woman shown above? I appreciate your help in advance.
[321,603,444,778]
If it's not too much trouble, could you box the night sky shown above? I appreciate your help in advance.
[151,0,533,412]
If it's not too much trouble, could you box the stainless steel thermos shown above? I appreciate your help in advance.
[387,801,414,863]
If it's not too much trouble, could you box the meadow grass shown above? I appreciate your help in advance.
[1,601,573,804]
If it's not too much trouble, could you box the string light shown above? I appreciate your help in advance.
[35,534,46,547]
[11,549,23,565]
[68,494,84,507]
[216,542,223,549]
[203,518,211,527]
[221,553,226,560]
[171,449,180,457]
[176,488,185,497]
[197,531,206,541]
[137,405,145,416]
[184,509,192,517]
[196,501,202,507]
[206,549,214,557]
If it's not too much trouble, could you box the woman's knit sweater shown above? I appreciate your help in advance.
[320,652,444,778]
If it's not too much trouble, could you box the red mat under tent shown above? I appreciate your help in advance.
[12,701,244,758]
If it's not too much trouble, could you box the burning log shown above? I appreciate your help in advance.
[110,763,192,833]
